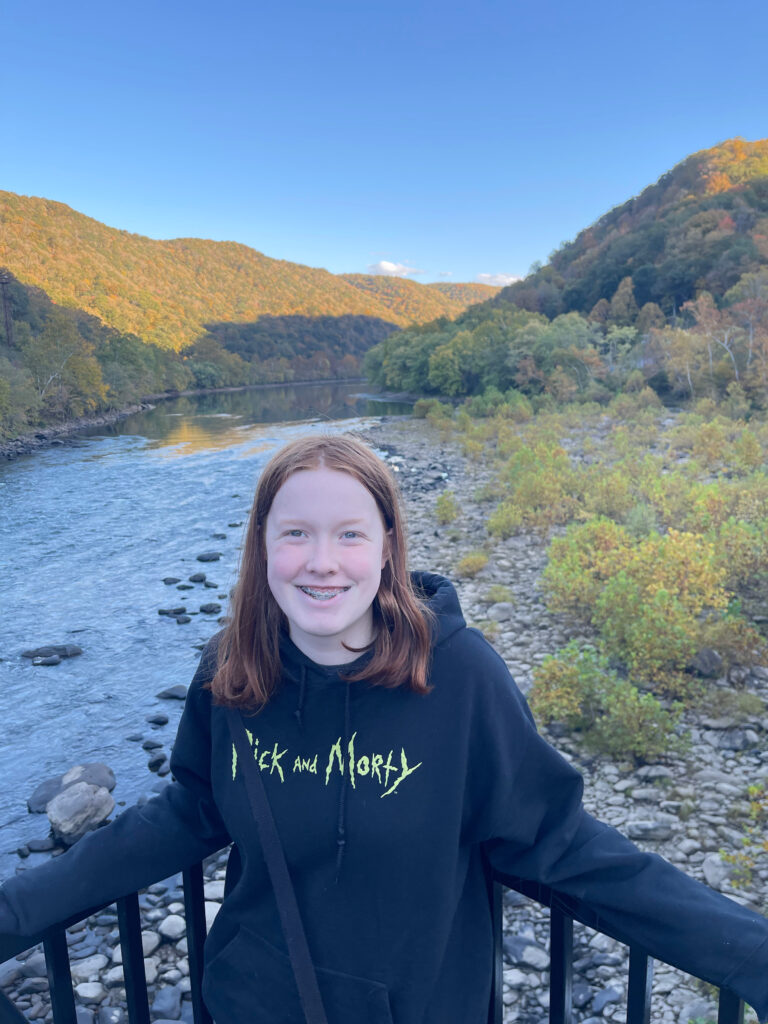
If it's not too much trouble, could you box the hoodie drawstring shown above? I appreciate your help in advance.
[294,665,307,731]
[334,682,351,883]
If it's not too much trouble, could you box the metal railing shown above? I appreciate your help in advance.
[0,862,745,1024]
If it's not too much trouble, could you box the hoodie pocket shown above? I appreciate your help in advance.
[204,924,394,1024]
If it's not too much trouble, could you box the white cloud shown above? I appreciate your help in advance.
[367,260,424,277]
[476,272,522,287]
[437,271,453,278]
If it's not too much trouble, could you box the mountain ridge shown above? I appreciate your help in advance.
[0,190,497,349]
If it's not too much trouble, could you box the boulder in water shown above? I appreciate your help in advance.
[47,782,114,845]
[22,644,83,660]
[28,763,117,813]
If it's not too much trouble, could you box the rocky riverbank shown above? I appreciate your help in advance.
[2,417,766,1024]
[0,405,156,461]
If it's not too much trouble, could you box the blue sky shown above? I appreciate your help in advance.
[3,0,767,285]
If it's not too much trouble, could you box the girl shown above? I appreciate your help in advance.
[1,434,767,1024]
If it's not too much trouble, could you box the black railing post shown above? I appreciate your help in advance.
[486,880,503,1024]
[717,988,744,1024]
[627,947,653,1024]
[117,892,150,1024]
[549,905,573,1024]
[43,928,77,1024]
[183,863,213,1024]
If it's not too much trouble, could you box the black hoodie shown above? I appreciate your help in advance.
[1,573,767,1022]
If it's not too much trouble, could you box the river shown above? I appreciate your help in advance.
[0,381,411,880]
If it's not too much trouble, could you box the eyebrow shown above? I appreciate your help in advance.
[274,517,369,527]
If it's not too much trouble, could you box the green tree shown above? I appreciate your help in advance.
[20,311,107,418]
[609,276,640,326]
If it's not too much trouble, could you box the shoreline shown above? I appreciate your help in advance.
[0,377,407,462]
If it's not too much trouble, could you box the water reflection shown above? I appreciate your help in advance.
[82,382,411,456]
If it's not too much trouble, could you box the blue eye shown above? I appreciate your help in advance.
[342,531,360,539]
[287,529,304,537]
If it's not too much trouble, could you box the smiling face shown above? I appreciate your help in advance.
[264,466,389,665]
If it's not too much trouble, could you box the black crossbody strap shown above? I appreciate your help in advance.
[226,708,329,1024]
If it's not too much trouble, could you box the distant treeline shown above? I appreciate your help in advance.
[364,269,768,411]
[0,272,399,438]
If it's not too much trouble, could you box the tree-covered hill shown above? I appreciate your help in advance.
[365,139,768,410]
[494,137,768,320]
[426,281,501,304]
[339,274,498,321]
[0,191,491,351]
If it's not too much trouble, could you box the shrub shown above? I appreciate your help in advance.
[484,584,514,604]
[624,502,659,539]
[720,784,768,896]
[413,398,447,418]
[709,518,768,588]
[487,500,524,539]
[699,615,767,675]
[455,550,489,577]
[542,518,634,618]
[530,642,684,763]
[581,466,635,520]
[594,577,699,693]
[701,688,766,722]
[435,490,460,525]
[495,443,581,530]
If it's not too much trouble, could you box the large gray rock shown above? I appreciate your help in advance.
[156,685,187,700]
[688,648,723,678]
[28,763,116,813]
[702,852,733,891]
[625,818,676,841]
[47,782,115,844]
[21,644,83,660]
[151,984,182,1020]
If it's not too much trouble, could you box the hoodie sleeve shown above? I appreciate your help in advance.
[0,640,230,940]
[457,632,768,1022]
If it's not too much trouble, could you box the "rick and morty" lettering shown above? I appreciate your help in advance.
[232,730,421,798]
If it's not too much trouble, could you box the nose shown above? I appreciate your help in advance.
[305,536,338,575]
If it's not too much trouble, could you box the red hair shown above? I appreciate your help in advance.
[210,434,433,706]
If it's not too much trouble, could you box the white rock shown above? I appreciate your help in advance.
[141,931,161,957]
[204,879,225,900]
[158,914,186,940]
[74,982,107,1002]
[144,957,159,985]
[104,965,124,987]
[520,944,550,970]
[70,954,108,982]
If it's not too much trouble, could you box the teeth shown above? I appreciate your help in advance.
[298,586,348,601]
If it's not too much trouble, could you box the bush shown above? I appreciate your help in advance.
[435,490,460,525]
[624,502,659,539]
[701,688,766,722]
[487,500,524,539]
[413,398,447,418]
[455,551,489,577]
[530,642,684,763]
[594,577,699,694]
[484,584,514,604]
[542,518,634,618]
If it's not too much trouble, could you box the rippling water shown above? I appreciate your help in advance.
[0,382,409,878]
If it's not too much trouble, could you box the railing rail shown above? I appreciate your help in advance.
[0,864,746,1024]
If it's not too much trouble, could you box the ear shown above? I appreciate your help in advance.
[381,529,392,570]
